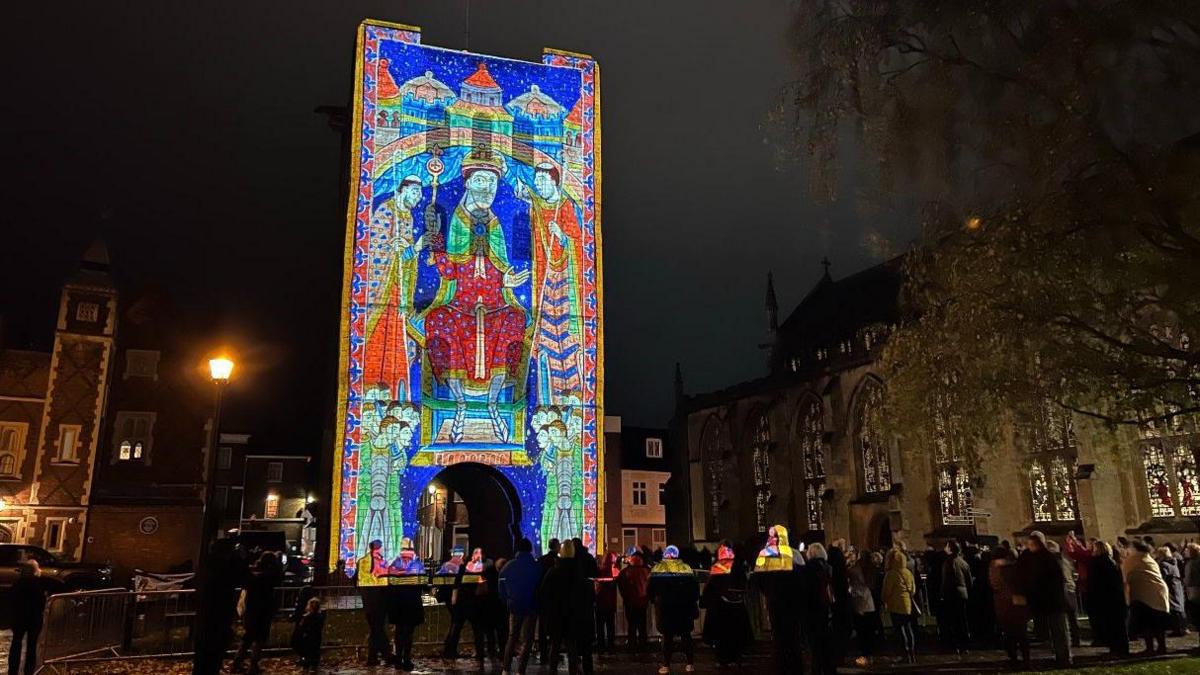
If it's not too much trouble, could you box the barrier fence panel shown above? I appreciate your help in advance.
[37,589,130,663]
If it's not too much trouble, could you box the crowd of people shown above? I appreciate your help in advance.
[344,526,1200,674]
[13,526,1200,675]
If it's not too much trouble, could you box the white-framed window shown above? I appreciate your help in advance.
[214,485,229,512]
[75,302,99,322]
[621,527,637,554]
[658,481,667,506]
[0,422,28,478]
[113,412,155,463]
[56,424,82,463]
[44,518,67,553]
[266,462,283,483]
[632,481,647,506]
[217,446,232,471]
[651,528,666,549]
[264,494,280,519]
[124,349,160,379]
[645,437,663,459]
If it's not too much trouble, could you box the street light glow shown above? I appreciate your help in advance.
[209,357,234,382]
[427,484,438,495]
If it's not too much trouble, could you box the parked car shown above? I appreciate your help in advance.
[0,544,113,592]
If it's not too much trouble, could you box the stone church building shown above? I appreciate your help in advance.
[671,258,1199,552]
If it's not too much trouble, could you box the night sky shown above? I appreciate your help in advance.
[1,1,900,448]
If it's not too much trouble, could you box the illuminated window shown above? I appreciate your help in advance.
[56,425,81,463]
[1140,415,1200,519]
[932,396,972,526]
[75,302,99,322]
[798,397,826,531]
[264,494,280,519]
[651,528,666,548]
[1022,400,1079,523]
[0,422,26,478]
[700,416,726,538]
[855,379,891,494]
[750,411,772,533]
[645,438,663,458]
[113,411,154,462]
[267,462,283,483]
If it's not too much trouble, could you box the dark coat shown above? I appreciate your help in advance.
[241,566,281,641]
[940,555,972,601]
[1017,547,1066,616]
[700,572,753,651]
[1086,553,1129,653]
[1159,557,1186,614]
[499,552,543,616]
[801,558,834,631]
[539,558,595,639]
[290,610,325,657]
[10,574,59,630]
[647,561,700,635]
[387,584,425,627]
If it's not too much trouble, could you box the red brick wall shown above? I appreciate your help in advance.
[85,505,202,583]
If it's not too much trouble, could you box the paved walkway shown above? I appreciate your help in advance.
[7,629,1200,673]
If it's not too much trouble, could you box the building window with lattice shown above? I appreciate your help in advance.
[855,379,891,495]
[1023,401,1079,523]
[798,398,826,531]
[933,399,973,525]
[750,411,772,533]
[1141,415,1200,519]
[700,416,726,538]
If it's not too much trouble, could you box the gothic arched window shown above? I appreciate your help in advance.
[1024,400,1079,523]
[1141,415,1200,518]
[855,379,892,495]
[933,395,972,525]
[797,397,826,531]
[700,416,726,538]
[750,411,772,533]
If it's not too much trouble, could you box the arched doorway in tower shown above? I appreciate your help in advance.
[867,512,894,550]
[415,463,522,565]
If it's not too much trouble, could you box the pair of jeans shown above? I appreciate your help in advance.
[8,623,41,675]
[890,612,915,655]
[1041,611,1072,666]
[623,606,647,649]
[595,609,616,650]
[360,587,391,663]
[853,611,880,657]
[503,614,537,674]
[661,630,694,666]
[548,631,593,675]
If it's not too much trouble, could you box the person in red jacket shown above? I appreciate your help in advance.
[1063,532,1094,627]
[616,549,651,651]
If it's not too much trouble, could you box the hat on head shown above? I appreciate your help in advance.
[462,146,503,178]
[664,545,680,559]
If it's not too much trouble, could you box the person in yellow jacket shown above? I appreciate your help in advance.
[751,525,802,673]
[881,548,917,664]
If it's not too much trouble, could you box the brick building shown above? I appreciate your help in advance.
[0,243,214,580]
[211,433,316,556]
[672,260,1194,553]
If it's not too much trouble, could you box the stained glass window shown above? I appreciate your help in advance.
[1173,444,1200,516]
[1050,457,1078,521]
[1022,400,1079,523]
[1140,415,1200,519]
[1144,443,1175,518]
[751,412,772,533]
[798,398,825,531]
[1030,462,1052,522]
[857,379,891,494]
[701,417,725,537]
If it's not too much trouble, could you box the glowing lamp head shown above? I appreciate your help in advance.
[209,357,234,382]
[427,484,438,495]
[965,215,983,231]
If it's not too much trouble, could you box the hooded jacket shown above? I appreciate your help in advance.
[648,557,700,634]
[755,525,802,572]
[882,549,916,615]
[1124,551,1170,613]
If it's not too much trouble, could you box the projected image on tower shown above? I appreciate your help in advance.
[333,21,603,572]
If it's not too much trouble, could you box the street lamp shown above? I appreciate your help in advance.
[193,354,234,675]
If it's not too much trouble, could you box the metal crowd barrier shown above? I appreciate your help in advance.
[34,570,738,672]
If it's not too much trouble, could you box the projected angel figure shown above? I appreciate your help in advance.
[534,407,583,544]
[357,396,419,558]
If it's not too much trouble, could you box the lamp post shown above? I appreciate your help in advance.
[199,357,233,552]
[193,355,233,675]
